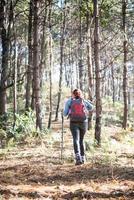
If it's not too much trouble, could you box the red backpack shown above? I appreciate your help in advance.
[70,98,87,122]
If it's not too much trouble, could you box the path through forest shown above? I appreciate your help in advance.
[0,120,134,200]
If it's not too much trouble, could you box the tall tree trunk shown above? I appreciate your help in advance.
[40,0,48,87]
[86,13,93,101]
[55,0,66,121]
[13,20,17,128]
[48,0,53,129]
[32,0,42,130]
[0,0,13,115]
[93,0,102,145]
[86,2,93,129]
[16,44,22,93]
[48,35,53,128]
[122,0,128,129]
[0,28,9,115]
[70,41,74,90]
[78,0,84,92]
[25,0,33,110]
[111,63,115,105]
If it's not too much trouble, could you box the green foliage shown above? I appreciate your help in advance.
[80,0,93,19]
[0,110,38,146]
[113,129,134,145]
[102,97,125,126]
[0,113,14,142]
[100,0,121,27]
[114,101,124,115]
[30,127,50,138]
[0,129,7,140]
[129,106,134,123]
[7,137,16,148]
[102,96,113,108]
[66,0,93,21]
[13,110,35,135]
[84,121,134,165]
[10,110,35,140]
[0,113,9,130]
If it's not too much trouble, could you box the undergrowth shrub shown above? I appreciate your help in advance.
[101,97,129,126]
[10,110,36,142]
[84,126,134,166]
[0,110,49,147]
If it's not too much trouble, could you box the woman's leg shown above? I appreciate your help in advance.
[79,122,87,163]
[70,122,82,164]
[79,131,85,156]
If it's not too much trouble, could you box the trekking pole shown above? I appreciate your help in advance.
[61,109,64,160]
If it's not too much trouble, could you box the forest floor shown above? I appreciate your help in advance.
[0,120,134,200]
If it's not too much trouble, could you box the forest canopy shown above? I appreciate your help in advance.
[0,1,134,199]
[0,0,134,144]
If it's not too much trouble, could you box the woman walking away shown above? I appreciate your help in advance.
[63,89,93,165]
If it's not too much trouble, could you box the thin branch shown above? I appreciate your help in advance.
[0,72,26,91]
[99,52,122,73]
[100,32,119,50]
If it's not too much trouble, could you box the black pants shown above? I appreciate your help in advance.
[70,121,87,157]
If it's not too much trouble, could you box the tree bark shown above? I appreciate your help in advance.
[32,0,42,130]
[122,0,128,129]
[0,28,9,115]
[25,0,33,110]
[111,63,115,104]
[78,0,84,92]
[40,0,48,87]
[0,0,13,115]
[48,35,53,128]
[48,0,53,129]
[55,0,66,121]
[93,0,102,145]
[13,20,17,128]
[87,18,93,100]
[86,2,93,129]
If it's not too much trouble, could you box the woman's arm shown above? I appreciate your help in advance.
[63,98,71,116]
[84,100,94,111]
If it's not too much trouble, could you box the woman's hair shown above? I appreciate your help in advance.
[72,89,82,98]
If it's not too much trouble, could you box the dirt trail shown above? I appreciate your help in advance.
[0,154,134,199]
[0,123,134,199]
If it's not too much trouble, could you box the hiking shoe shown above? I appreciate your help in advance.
[81,160,84,164]
[81,156,85,164]
[75,160,82,165]
[75,153,82,165]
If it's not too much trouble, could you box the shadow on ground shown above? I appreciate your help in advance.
[0,156,133,185]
